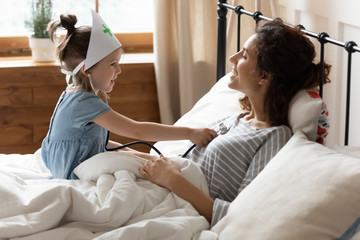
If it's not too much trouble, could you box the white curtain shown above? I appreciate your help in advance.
[153,0,279,124]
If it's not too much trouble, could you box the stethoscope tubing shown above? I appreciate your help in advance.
[105,122,230,158]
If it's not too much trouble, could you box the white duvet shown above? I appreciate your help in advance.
[0,150,209,240]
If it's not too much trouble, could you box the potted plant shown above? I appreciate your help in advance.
[25,0,57,62]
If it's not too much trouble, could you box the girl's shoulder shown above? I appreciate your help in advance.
[64,90,104,105]
[65,89,95,99]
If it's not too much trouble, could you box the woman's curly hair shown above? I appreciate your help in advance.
[239,19,331,126]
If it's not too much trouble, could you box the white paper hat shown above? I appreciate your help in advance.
[84,10,122,71]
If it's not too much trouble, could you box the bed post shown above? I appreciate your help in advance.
[344,41,357,145]
[216,0,228,81]
[317,32,329,98]
[235,5,244,52]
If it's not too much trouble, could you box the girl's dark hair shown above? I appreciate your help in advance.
[240,19,331,126]
[47,14,93,91]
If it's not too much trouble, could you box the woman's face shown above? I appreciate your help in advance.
[88,47,122,94]
[228,34,259,94]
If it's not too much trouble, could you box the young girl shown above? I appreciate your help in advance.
[139,19,331,226]
[42,11,217,180]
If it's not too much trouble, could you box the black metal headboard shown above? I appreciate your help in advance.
[216,0,360,145]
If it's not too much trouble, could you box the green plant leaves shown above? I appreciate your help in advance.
[24,0,53,38]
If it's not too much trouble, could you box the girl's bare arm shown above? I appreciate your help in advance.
[93,110,217,146]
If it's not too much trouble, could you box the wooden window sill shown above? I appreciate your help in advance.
[0,33,153,57]
[0,53,154,68]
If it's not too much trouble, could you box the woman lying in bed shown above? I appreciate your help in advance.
[139,19,331,227]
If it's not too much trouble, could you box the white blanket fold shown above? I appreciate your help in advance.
[0,152,209,240]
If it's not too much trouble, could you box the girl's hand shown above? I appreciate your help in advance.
[189,128,217,146]
[139,156,180,190]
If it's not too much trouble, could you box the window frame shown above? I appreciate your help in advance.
[0,0,153,57]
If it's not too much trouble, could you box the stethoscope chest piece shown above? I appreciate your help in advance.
[218,122,230,135]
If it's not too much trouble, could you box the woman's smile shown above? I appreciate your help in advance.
[231,67,238,76]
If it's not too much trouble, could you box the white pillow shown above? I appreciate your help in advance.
[153,73,325,156]
[74,151,147,181]
[205,131,360,240]
[74,152,210,195]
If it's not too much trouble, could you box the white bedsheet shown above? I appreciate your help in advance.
[0,151,209,240]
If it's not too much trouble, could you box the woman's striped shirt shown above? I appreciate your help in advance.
[189,114,292,226]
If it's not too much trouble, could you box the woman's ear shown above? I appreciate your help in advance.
[258,71,272,85]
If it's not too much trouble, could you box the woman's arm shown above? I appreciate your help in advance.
[139,156,214,222]
[92,110,217,146]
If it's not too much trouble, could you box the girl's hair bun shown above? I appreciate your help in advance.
[60,14,77,34]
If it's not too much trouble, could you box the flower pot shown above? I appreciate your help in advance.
[28,37,57,62]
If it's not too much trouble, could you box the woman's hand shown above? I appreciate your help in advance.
[139,156,181,190]
[140,155,215,222]
[189,128,217,146]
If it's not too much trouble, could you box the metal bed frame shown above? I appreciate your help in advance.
[216,0,360,145]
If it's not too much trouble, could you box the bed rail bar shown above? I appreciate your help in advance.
[216,0,360,145]
[216,0,228,81]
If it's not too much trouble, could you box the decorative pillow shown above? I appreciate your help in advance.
[289,87,329,144]
[203,131,360,240]
[306,88,330,144]
[153,73,329,156]
[289,88,329,144]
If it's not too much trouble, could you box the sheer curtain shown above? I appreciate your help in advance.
[153,0,279,124]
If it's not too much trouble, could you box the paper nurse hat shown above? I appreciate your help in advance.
[61,10,122,93]
[84,10,122,71]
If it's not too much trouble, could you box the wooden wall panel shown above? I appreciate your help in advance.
[0,57,159,154]
[33,86,64,105]
[0,125,32,145]
[0,87,32,106]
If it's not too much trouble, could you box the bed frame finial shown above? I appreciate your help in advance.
[345,41,358,53]
[235,5,244,14]
[253,11,263,24]
[317,32,329,44]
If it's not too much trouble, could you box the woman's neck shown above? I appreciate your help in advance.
[243,95,272,129]
[243,112,272,129]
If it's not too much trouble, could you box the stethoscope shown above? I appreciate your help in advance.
[105,122,231,158]
[60,63,233,157]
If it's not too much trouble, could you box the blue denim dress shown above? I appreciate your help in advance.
[41,90,111,179]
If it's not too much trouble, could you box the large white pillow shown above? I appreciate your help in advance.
[153,73,325,156]
[203,131,360,240]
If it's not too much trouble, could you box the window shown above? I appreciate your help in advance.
[0,0,154,56]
